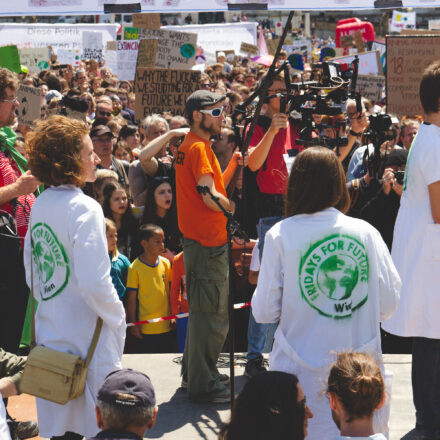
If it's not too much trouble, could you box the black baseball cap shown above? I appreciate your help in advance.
[384,148,408,167]
[97,369,156,408]
[90,125,114,139]
[185,90,226,120]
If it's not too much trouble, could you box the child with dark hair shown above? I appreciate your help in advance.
[126,224,175,353]
[219,371,313,440]
[327,352,386,440]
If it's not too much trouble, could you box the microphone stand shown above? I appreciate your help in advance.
[196,185,249,407]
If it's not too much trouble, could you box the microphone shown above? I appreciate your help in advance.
[196,185,209,195]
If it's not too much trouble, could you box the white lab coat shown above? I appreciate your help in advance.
[252,208,400,440]
[383,123,440,338]
[24,186,126,438]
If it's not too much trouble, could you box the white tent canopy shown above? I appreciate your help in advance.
[0,0,439,15]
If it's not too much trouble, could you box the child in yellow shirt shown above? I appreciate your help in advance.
[126,224,175,353]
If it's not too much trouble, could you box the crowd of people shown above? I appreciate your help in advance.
[0,19,439,440]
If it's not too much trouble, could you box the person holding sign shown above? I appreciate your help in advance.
[383,61,440,440]
[251,147,400,439]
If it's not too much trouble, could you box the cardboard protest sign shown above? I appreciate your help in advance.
[340,35,354,48]
[265,39,278,56]
[354,31,365,52]
[240,41,258,55]
[19,47,50,74]
[82,31,103,62]
[146,28,197,70]
[386,35,440,116]
[132,13,160,29]
[356,74,385,102]
[0,45,21,73]
[136,39,158,67]
[135,68,200,119]
[16,84,42,126]
[117,40,139,81]
[330,50,382,75]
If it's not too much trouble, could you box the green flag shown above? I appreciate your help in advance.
[0,45,21,73]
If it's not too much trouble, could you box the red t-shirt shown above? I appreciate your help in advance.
[249,116,301,194]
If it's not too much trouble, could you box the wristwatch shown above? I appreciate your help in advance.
[349,129,362,136]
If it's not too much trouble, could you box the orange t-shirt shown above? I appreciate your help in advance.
[175,131,227,247]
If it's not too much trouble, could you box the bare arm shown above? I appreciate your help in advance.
[248,270,259,285]
[127,290,142,339]
[0,377,17,398]
[198,173,234,213]
[428,180,440,223]
[222,151,249,188]
[0,171,40,206]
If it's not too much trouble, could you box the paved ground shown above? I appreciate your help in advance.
[8,353,416,440]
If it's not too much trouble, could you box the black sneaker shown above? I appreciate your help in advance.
[244,357,267,378]
[7,420,39,440]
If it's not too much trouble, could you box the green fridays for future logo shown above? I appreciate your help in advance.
[299,234,369,319]
[31,223,70,301]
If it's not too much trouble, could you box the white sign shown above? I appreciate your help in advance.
[18,47,50,74]
[330,50,382,75]
[146,28,197,69]
[357,74,385,102]
[429,19,440,30]
[389,10,416,33]
[16,84,42,126]
[56,48,81,66]
[82,31,103,62]
[162,22,257,62]
[282,39,313,56]
[117,40,139,81]
[0,23,118,52]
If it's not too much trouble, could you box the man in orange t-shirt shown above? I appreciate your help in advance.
[175,90,243,403]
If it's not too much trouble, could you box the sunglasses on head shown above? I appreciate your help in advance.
[199,106,224,117]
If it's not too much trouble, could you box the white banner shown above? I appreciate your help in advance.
[1,0,440,14]
[162,22,257,63]
[0,23,118,52]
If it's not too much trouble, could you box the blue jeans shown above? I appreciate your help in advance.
[246,215,282,361]
[412,337,440,439]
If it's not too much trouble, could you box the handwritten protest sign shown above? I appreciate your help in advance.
[132,13,161,29]
[135,68,200,119]
[330,50,382,75]
[82,31,103,62]
[386,35,440,116]
[356,75,385,102]
[146,28,197,69]
[240,41,258,55]
[16,84,42,126]
[57,48,81,66]
[0,45,21,73]
[265,39,278,55]
[136,39,158,67]
[18,48,50,74]
[117,40,139,81]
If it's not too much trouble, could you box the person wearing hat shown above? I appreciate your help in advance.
[216,52,232,74]
[91,124,129,193]
[175,90,245,403]
[87,369,157,440]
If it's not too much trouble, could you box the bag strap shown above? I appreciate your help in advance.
[29,218,103,364]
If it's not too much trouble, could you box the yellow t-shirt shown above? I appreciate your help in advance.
[126,256,172,335]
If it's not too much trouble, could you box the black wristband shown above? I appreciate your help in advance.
[349,129,362,136]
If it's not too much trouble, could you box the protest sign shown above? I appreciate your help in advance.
[82,31,103,62]
[0,23,118,52]
[18,48,50,74]
[0,45,21,73]
[136,39,158,67]
[282,39,312,57]
[146,28,197,69]
[123,26,140,40]
[132,13,160,29]
[104,45,117,73]
[117,40,139,81]
[162,22,257,60]
[265,39,278,56]
[429,20,440,30]
[135,68,200,119]
[340,35,354,47]
[354,30,365,52]
[57,48,81,66]
[16,84,42,126]
[356,74,385,101]
[386,35,440,116]
[240,41,258,55]
[330,50,382,75]
[389,10,416,33]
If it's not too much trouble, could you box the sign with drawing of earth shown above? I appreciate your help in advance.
[299,234,369,318]
[31,223,70,301]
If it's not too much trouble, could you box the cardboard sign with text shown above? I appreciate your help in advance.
[265,38,278,56]
[357,74,385,102]
[354,30,365,52]
[16,84,42,126]
[146,28,197,69]
[136,39,158,68]
[135,68,200,119]
[386,35,440,116]
[132,13,160,29]
[18,47,50,74]
[240,41,258,55]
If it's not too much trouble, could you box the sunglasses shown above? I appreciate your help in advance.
[200,83,211,89]
[0,96,18,104]
[210,134,223,141]
[199,107,224,118]
[97,110,112,117]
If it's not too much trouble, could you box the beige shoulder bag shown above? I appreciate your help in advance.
[20,232,103,405]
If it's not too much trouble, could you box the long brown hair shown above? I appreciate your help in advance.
[285,147,350,217]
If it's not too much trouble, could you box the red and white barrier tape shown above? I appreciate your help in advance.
[127,301,251,327]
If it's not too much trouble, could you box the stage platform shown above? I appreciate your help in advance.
[8,354,417,440]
